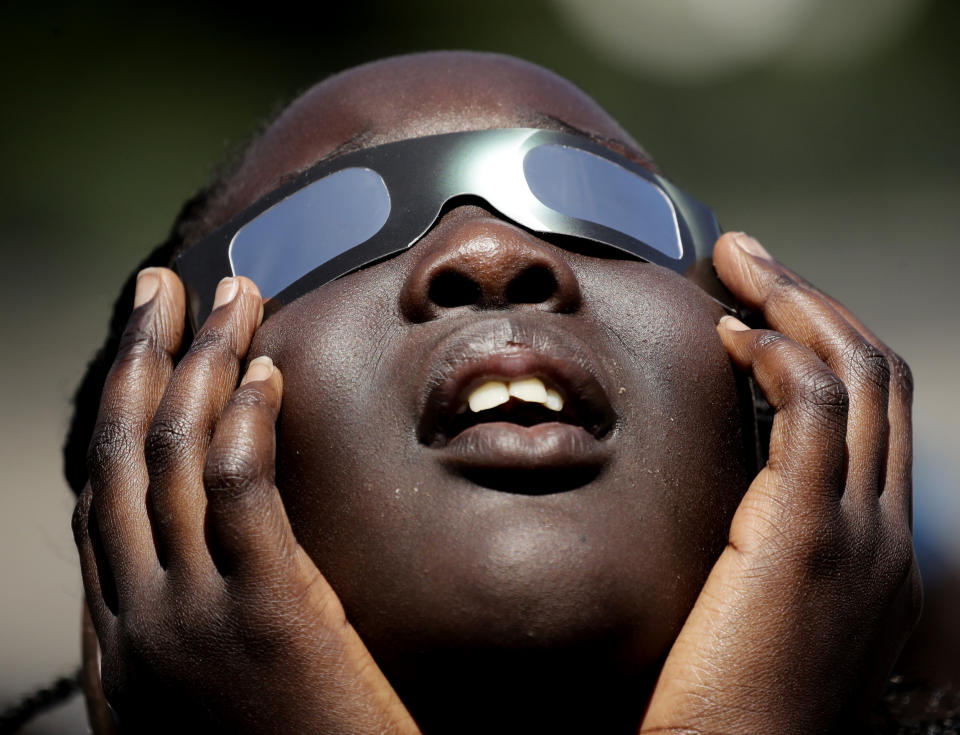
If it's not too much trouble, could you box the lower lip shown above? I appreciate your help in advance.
[438,422,610,471]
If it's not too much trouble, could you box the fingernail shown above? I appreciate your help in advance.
[242,355,274,385]
[732,232,772,260]
[719,315,750,331]
[133,268,161,308]
[213,277,239,309]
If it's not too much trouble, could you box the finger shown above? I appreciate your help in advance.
[726,243,912,524]
[718,317,848,517]
[73,484,117,634]
[80,604,117,735]
[815,293,914,525]
[203,357,295,577]
[879,351,913,525]
[714,233,889,506]
[201,360,419,734]
[145,276,263,573]
[87,268,184,588]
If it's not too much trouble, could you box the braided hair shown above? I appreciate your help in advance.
[62,186,218,498]
[0,670,81,735]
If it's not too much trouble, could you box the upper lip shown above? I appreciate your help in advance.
[417,317,617,448]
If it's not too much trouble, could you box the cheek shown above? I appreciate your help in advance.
[257,264,429,574]
[582,262,754,573]
[274,284,390,418]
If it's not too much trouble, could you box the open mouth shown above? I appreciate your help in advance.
[417,320,618,484]
[442,375,609,444]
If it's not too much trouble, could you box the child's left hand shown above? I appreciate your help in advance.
[640,233,922,734]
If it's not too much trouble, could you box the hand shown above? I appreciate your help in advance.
[640,233,922,735]
[72,269,420,735]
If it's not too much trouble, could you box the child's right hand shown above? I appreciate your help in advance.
[72,268,421,735]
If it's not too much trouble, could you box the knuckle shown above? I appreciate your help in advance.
[843,339,891,393]
[188,324,240,360]
[769,269,800,298]
[766,270,820,312]
[116,618,169,684]
[71,487,93,545]
[230,385,273,412]
[118,614,151,657]
[114,596,216,667]
[87,420,136,487]
[754,331,851,418]
[887,351,914,399]
[116,323,167,367]
[798,367,849,417]
[204,446,261,497]
[143,416,194,474]
[784,514,857,584]
[781,509,843,568]
[885,527,918,584]
[881,528,923,625]
[798,539,847,582]
[752,330,792,357]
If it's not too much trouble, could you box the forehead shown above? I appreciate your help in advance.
[208,52,643,230]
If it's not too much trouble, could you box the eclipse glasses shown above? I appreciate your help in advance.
[177,127,731,327]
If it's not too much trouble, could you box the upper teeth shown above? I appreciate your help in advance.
[466,377,564,413]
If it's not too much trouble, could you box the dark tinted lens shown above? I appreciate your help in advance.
[229,167,391,299]
[523,144,682,259]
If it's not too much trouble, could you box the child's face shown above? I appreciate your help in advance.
[190,53,754,683]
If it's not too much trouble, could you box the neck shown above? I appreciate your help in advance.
[387,643,658,735]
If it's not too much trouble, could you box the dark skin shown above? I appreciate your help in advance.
[72,52,921,734]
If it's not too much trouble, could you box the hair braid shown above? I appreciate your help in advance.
[0,669,81,734]
[61,188,214,497]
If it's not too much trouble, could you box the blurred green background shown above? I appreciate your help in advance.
[2,0,958,730]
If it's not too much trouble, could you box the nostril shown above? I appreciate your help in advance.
[505,266,557,304]
[428,271,482,308]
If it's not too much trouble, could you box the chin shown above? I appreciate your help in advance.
[382,621,658,735]
[336,502,695,735]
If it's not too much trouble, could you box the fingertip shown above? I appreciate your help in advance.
[234,277,265,330]
[211,276,262,313]
[712,231,741,259]
[197,276,263,357]
[158,267,187,315]
[133,268,161,308]
[235,276,263,302]
[712,232,777,312]
[717,315,752,354]
[731,232,773,261]
[134,267,186,317]
[718,315,751,332]
[121,268,185,360]
[241,355,280,387]
[213,276,240,309]
[716,316,759,372]
[712,232,746,286]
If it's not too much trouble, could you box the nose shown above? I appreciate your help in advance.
[398,206,582,322]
